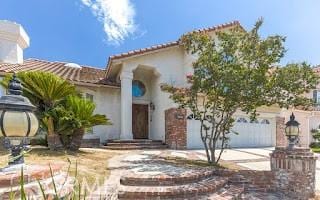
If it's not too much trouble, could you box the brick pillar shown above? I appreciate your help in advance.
[165,108,187,150]
[270,147,317,199]
[276,116,287,147]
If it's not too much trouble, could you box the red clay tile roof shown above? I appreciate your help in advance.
[106,21,241,76]
[0,59,119,87]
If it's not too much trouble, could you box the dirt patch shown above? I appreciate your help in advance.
[0,147,122,187]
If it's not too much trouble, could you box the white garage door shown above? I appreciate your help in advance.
[187,115,274,149]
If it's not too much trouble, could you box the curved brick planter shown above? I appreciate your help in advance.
[118,176,228,199]
[116,151,245,200]
[120,169,215,186]
[0,164,62,188]
[0,164,74,199]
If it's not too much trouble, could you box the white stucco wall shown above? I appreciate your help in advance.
[76,85,121,142]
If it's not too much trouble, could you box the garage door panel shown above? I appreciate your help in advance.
[187,116,274,149]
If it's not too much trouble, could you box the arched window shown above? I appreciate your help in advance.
[237,117,248,123]
[261,119,270,124]
[250,119,259,124]
[132,80,146,97]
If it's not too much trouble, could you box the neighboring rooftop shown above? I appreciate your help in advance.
[0,58,119,87]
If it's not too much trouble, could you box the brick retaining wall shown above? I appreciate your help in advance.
[212,147,317,199]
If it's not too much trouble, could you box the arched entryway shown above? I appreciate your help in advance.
[119,64,161,140]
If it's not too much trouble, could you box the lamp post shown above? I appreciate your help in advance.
[0,73,39,168]
[285,113,300,150]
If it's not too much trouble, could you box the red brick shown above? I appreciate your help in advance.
[165,108,187,150]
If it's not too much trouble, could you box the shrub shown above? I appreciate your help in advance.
[309,142,320,148]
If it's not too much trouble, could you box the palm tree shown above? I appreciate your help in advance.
[1,72,77,150]
[60,95,111,151]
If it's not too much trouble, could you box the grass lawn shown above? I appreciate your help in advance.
[0,147,121,187]
[162,155,245,170]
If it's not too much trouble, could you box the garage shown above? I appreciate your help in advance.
[187,115,276,149]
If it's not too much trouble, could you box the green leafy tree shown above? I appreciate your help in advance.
[162,20,319,165]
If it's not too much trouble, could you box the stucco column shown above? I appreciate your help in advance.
[120,71,133,139]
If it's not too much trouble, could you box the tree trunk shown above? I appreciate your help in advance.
[69,128,85,151]
[47,134,63,150]
[45,117,64,150]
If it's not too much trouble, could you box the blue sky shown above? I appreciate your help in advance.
[0,0,319,68]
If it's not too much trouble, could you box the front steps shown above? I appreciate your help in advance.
[102,139,168,150]
[118,168,244,200]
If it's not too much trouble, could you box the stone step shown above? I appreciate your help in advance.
[106,139,163,143]
[106,142,164,146]
[102,144,168,150]
[118,176,228,200]
[204,185,244,200]
[121,170,216,186]
[103,139,168,150]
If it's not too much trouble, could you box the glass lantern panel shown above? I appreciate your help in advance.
[290,126,299,136]
[28,112,39,137]
[285,126,299,136]
[3,111,28,137]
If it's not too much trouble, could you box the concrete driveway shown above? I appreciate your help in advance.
[193,147,320,191]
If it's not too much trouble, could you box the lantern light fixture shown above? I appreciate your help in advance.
[0,73,39,168]
[285,113,300,150]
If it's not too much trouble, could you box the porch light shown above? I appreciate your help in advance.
[150,102,155,111]
[0,73,39,167]
[285,113,300,150]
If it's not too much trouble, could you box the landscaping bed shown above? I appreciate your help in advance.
[0,147,121,187]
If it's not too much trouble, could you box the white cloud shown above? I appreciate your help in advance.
[80,0,138,45]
